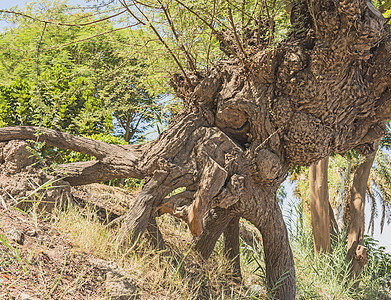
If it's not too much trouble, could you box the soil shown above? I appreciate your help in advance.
[0,207,139,300]
[0,140,138,300]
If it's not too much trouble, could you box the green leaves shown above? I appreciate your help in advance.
[0,0,166,145]
[380,0,391,13]
[0,78,34,127]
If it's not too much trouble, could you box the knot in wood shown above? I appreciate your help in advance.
[255,149,282,182]
[216,107,247,129]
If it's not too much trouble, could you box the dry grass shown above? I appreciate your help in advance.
[0,181,267,299]
[52,197,267,299]
[2,180,390,299]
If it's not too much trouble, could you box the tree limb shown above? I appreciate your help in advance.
[0,8,127,27]
[0,126,114,159]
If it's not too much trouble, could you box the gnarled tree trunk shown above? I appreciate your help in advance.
[1,1,391,299]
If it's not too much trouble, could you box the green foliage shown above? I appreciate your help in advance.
[363,236,391,291]
[0,65,113,133]
[0,78,34,127]
[0,0,165,143]
[36,65,113,134]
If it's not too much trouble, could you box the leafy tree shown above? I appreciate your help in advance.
[0,78,35,127]
[0,0,163,142]
[2,1,391,299]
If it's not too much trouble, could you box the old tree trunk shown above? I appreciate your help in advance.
[1,1,391,299]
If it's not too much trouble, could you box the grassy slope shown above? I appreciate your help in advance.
[1,185,390,299]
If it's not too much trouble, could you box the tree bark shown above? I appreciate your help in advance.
[346,146,378,276]
[309,157,331,254]
[193,208,233,259]
[252,198,295,299]
[223,217,241,279]
[1,1,391,299]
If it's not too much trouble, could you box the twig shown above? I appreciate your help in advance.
[171,0,239,58]
[206,0,217,72]
[41,25,137,51]
[0,9,127,27]
[158,0,197,71]
[245,0,259,28]
[35,22,47,99]
[226,0,247,60]
[255,127,283,152]
[120,0,192,85]
[306,0,318,35]
[257,0,267,45]
[224,0,259,26]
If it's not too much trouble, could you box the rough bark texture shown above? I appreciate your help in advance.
[310,157,331,254]
[1,1,391,299]
[346,147,378,276]
[223,217,241,279]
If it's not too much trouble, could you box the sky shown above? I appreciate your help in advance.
[0,0,390,254]
[282,179,391,254]
[0,0,93,30]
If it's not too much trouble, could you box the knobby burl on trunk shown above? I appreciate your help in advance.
[1,1,391,299]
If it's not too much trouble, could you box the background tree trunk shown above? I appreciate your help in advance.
[346,146,378,276]
[309,157,331,254]
[1,1,391,299]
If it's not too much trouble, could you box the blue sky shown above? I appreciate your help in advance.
[1,0,391,253]
[0,0,88,30]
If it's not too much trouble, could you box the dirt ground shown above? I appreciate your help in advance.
[0,140,138,300]
[0,205,141,300]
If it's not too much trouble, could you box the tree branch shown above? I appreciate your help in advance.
[0,8,127,27]
[226,0,247,60]
[42,25,138,51]
[158,0,197,71]
[0,126,116,160]
[120,0,192,84]
[57,160,126,185]
[171,0,239,58]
